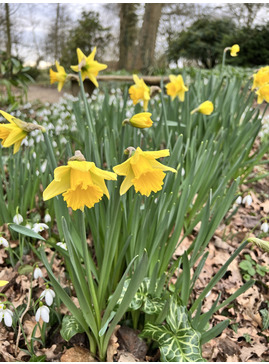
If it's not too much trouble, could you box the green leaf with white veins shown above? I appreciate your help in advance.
[60,315,84,342]
[141,300,204,362]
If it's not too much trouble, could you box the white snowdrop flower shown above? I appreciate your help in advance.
[33,152,37,159]
[32,223,49,233]
[41,160,47,173]
[242,194,252,206]
[261,222,269,233]
[36,170,40,176]
[13,213,23,225]
[44,213,51,223]
[0,306,13,327]
[60,136,67,144]
[25,223,32,229]
[235,196,242,204]
[56,151,60,156]
[56,242,67,251]
[0,237,9,248]
[181,168,185,177]
[28,138,34,147]
[33,266,43,279]
[35,305,50,323]
[40,288,55,306]
[26,162,30,170]
[52,140,57,148]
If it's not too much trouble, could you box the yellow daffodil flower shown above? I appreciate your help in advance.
[165,75,188,102]
[123,112,153,129]
[230,44,240,57]
[191,101,214,115]
[49,61,67,92]
[129,75,150,111]
[256,84,269,104]
[71,47,107,87]
[113,147,176,197]
[43,153,117,211]
[0,110,45,154]
[252,66,269,90]
[0,280,8,287]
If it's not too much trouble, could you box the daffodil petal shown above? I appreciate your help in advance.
[3,128,27,147]
[120,170,135,195]
[113,158,131,176]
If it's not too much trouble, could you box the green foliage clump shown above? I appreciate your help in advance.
[167,17,236,69]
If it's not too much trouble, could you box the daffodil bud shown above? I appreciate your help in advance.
[230,44,240,57]
[191,101,214,115]
[128,112,153,129]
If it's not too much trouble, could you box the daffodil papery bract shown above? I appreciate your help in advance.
[256,84,269,104]
[129,75,150,111]
[49,61,67,92]
[230,44,240,57]
[113,147,176,197]
[0,110,29,154]
[165,75,188,102]
[43,160,117,211]
[252,66,269,90]
[129,112,153,129]
[70,47,107,87]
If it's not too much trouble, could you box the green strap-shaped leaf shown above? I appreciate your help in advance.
[9,223,45,241]
[60,315,84,342]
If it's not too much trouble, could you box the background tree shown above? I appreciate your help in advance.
[134,4,163,73]
[118,4,139,71]
[60,10,112,69]
[167,17,237,69]
[223,23,269,67]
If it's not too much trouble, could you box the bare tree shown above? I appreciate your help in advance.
[118,4,139,70]
[134,4,163,73]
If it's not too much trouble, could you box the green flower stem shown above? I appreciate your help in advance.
[78,71,101,167]
[222,48,228,71]
[43,132,57,172]
[78,210,101,330]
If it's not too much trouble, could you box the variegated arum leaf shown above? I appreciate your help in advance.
[60,315,84,342]
[141,300,204,362]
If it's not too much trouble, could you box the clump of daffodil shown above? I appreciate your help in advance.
[113,147,176,197]
[191,101,214,115]
[122,112,153,129]
[230,44,240,57]
[129,75,150,111]
[71,47,107,87]
[165,75,188,102]
[49,61,68,92]
[252,66,269,90]
[0,110,46,154]
[43,150,117,211]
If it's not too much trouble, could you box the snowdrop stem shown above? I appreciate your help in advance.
[15,275,33,357]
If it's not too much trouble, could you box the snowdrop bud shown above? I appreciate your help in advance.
[44,213,51,223]
[40,288,55,306]
[56,242,67,251]
[35,305,50,323]
[242,194,252,206]
[32,223,49,233]
[0,307,13,327]
[41,160,47,173]
[25,223,32,229]
[33,266,43,279]
[261,222,269,233]
[33,152,37,159]
[0,237,9,248]
[181,168,185,177]
[13,213,23,225]
[235,196,242,204]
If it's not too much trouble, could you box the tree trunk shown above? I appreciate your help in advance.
[134,4,163,73]
[5,3,11,58]
[118,4,139,71]
[54,3,60,61]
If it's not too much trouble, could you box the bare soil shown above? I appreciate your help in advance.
[27,85,72,104]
